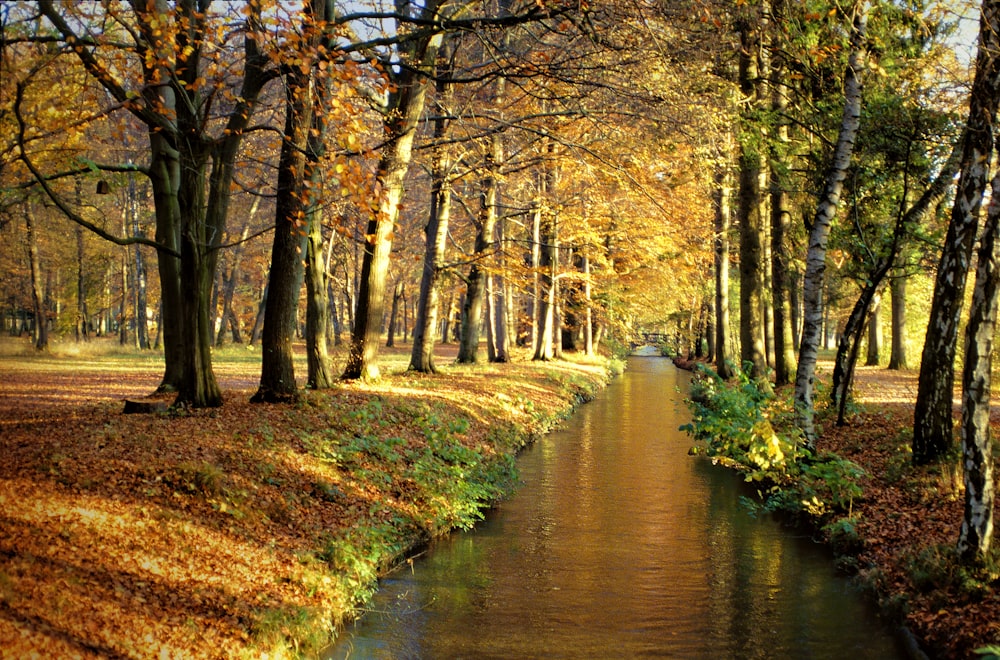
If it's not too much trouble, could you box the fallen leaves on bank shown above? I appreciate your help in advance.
[820,364,1000,660]
[0,342,610,658]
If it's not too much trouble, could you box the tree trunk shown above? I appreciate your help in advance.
[75,224,90,342]
[957,169,1000,565]
[250,280,267,347]
[832,283,882,425]
[530,201,542,354]
[25,201,48,351]
[119,249,130,346]
[888,268,908,369]
[387,281,403,348]
[914,0,1000,465]
[866,298,882,366]
[457,130,500,364]
[714,162,735,379]
[344,28,444,381]
[216,196,257,346]
[770,0,796,385]
[253,65,312,403]
[305,206,331,389]
[305,35,334,390]
[737,6,768,381]
[409,68,454,374]
[533,154,558,361]
[794,2,866,448]
[584,253,594,357]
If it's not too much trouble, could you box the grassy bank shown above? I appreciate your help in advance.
[0,337,616,658]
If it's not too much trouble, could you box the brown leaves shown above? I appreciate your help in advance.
[825,363,998,659]
[0,341,609,657]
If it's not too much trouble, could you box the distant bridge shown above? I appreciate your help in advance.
[633,332,669,346]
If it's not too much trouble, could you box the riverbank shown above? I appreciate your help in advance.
[680,357,999,660]
[0,338,615,658]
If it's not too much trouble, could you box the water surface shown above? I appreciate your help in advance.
[329,358,903,659]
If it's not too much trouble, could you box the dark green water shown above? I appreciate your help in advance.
[328,357,905,659]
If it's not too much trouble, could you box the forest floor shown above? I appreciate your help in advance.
[0,336,613,658]
[0,336,996,658]
[815,361,999,659]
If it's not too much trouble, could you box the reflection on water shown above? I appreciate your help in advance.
[328,358,903,659]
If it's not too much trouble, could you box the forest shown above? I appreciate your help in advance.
[2,0,1000,657]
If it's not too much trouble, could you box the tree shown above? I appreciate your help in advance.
[913,0,1000,465]
[769,0,796,386]
[714,158,736,379]
[794,1,867,447]
[735,1,769,381]
[409,45,455,374]
[33,0,279,407]
[957,164,1000,565]
[955,0,1000,564]
[254,0,337,401]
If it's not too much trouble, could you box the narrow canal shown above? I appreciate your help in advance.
[329,357,905,659]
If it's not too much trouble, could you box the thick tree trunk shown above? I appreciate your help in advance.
[958,169,1000,565]
[148,138,184,393]
[409,73,453,374]
[770,0,796,385]
[344,30,443,381]
[714,163,735,379]
[794,3,866,447]
[737,7,768,380]
[253,68,312,403]
[914,0,1000,465]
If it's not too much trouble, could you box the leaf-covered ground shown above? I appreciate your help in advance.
[0,338,611,658]
[820,363,1000,660]
[2,339,996,658]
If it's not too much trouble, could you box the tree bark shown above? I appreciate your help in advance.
[736,5,768,381]
[457,124,501,364]
[914,0,1000,465]
[344,20,444,380]
[714,162,735,379]
[25,201,48,351]
[794,2,866,448]
[769,0,796,385]
[866,297,882,366]
[253,64,313,403]
[216,218,253,347]
[75,225,89,341]
[409,57,454,374]
[386,281,403,348]
[888,267,908,369]
[957,168,1000,565]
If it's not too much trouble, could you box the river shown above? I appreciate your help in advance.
[328,356,905,659]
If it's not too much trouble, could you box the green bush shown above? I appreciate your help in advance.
[681,365,865,526]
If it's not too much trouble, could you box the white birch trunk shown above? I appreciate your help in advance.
[794,2,867,448]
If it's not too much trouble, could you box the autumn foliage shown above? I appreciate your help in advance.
[0,339,610,657]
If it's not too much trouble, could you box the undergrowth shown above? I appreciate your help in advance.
[681,364,865,533]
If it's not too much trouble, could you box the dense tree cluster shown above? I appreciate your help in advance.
[1,0,997,563]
